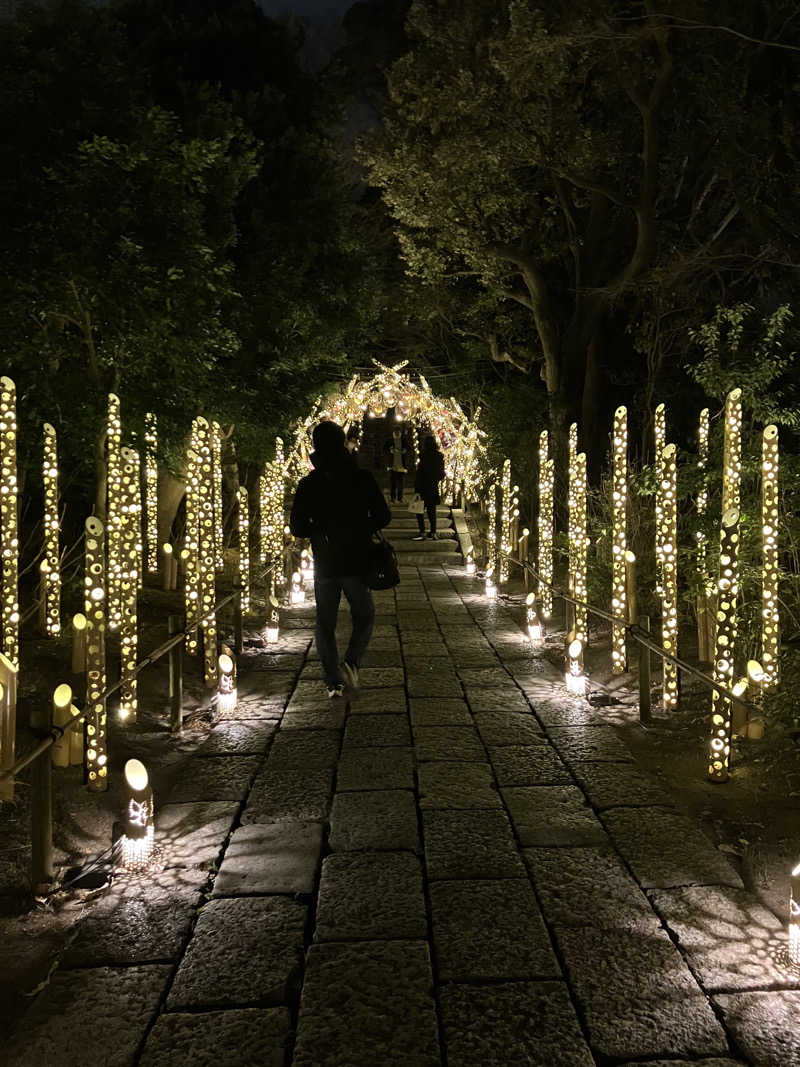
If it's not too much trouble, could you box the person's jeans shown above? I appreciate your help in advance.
[390,470,404,501]
[314,575,375,688]
[416,499,438,536]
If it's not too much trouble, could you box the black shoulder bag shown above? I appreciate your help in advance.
[365,532,400,590]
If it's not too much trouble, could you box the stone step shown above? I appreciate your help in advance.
[395,551,460,565]
[393,541,459,555]
[389,528,456,541]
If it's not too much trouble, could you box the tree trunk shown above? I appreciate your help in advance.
[158,469,186,549]
[94,429,107,520]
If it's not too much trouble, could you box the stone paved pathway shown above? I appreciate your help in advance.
[7,517,800,1065]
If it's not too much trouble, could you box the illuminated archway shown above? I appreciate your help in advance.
[288,360,486,503]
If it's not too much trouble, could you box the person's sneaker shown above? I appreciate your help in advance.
[327,684,345,699]
[427,532,437,539]
[342,661,360,689]
[412,534,426,541]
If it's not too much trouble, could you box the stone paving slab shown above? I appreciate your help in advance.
[548,724,635,764]
[449,649,503,668]
[649,885,799,992]
[438,981,594,1067]
[361,649,404,668]
[242,768,333,823]
[358,666,406,688]
[167,755,260,802]
[413,725,485,762]
[6,965,170,1066]
[409,698,473,726]
[557,923,729,1060]
[347,687,407,715]
[220,698,283,721]
[267,729,341,771]
[571,762,674,809]
[423,810,526,880]
[534,699,617,727]
[463,686,531,714]
[157,801,239,868]
[63,869,207,967]
[292,940,441,1067]
[618,1061,742,1067]
[418,762,501,809]
[239,670,297,702]
[315,853,427,941]
[168,896,306,1009]
[456,667,512,688]
[329,789,420,853]
[489,743,573,786]
[213,821,323,896]
[343,713,411,748]
[524,845,656,931]
[140,1007,291,1067]
[602,808,744,889]
[407,671,463,698]
[336,746,415,791]
[503,785,608,847]
[196,720,277,756]
[430,879,559,980]
[474,711,543,746]
[714,991,800,1067]
[280,704,345,729]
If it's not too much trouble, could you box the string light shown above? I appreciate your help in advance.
[487,480,497,575]
[761,425,779,689]
[611,406,628,673]
[184,431,201,658]
[261,438,285,583]
[119,448,141,721]
[538,431,553,618]
[42,422,60,636]
[707,507,741,783]
[654,403,666,596]
[84,516,107,791]
[238,486,250,613]
[568,422,578,603]
[499,459,512,584]
[660,443,679,708]
[106,393,123,631]
[196,419,218,687]
[0,377,19,670]
[144,413,158,573]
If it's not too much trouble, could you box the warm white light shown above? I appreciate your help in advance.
[485,567,497,599]
[84,516,107,791]
[761,425,779,688]
[537,432,553,617]
[465,551,476,575]
[42,422,61,635]
[790,863,800,965]
[707,507,741,782]
[611,406,628,672]
[124,758,149,792]
[217,653,237,713]
[144,413,158,573]
[290,571,306,605]
[660,443,678,708]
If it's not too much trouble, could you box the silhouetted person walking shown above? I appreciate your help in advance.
[412,434,445,540]
[290,421,390,698]
[383,427,408,502]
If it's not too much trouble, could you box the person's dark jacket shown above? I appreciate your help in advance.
[414,448,446,505]
[290,446,391,578]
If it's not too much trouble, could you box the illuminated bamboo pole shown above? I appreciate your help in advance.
[573,452,588,645]
[119,448,140,721]
[660,443,679,708]
[106,393,123,631]
[487,481,497,574]
[537,431,553,618]
[238,486,250,613]
[144,413,158,573]
[212,421,224,571]
[707,507,740,783]
[184,432,202,658]
[761,424,779,689]
[0,377,18,671]
[259,468,268,565]
[84,516,107,791]
[499,459,511,583]
[197,421,218,686]
[274,437,285,585]
[611,406,628,673]
[568,422,578,597]
[722,388,742,519]
[696,408,711,659]
[654,403,666,596]
[42,422,60,636]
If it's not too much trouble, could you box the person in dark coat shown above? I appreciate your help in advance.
[413,434,446,539]
[383,427,408,502]
[290,421,391,698]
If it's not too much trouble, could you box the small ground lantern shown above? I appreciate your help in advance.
[217,650,237,714]
[290,571,305,605]
[266,607,280,644]
[465,551,476,575]
[790,863,800,965]
[526,593,543,646]
[566,638,586,697]
[300,549,314,584]
[122,758,154,868]
[485,567,497,599]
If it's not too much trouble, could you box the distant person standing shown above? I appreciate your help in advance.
[290,421,390,698]
[345,426,360,454]
[384,427,408,502]
[412,434,445,540]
